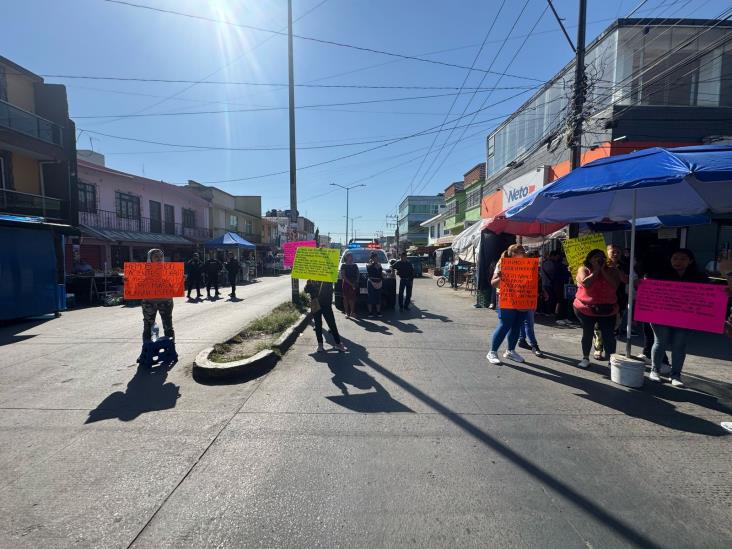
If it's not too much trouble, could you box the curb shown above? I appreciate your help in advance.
[193,313,310,380]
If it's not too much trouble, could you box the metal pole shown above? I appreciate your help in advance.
[345,187,349,245]
[568,0,587,239]
[625,189,638,358]
[288,0,299,301]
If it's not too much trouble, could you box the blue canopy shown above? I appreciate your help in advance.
[506,145,732,222]
[589,214,711,232]
[203,232,256,249]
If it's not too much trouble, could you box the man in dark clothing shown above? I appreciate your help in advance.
[185,253,203,300]
[204,253,222,299]
[393,252,415,310]
[225,252,241,298]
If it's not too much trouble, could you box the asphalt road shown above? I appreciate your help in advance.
[1,277,730,548]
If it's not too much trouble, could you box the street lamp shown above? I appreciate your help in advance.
[343,215,363,242]
[330,183,365,247]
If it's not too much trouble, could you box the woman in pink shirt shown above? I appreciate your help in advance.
[573,248,620,369]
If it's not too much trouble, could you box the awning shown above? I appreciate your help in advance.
[203,231,256,249]
[0,214,80,235]
[80,225,194,245]
[435,235,454,246]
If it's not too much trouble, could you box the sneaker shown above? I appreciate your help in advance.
[377,312,383,318]
[488,304,495,310]
[517,338,531,350]
[503,350,525,363]
[593,351,605,361]
[368,313,375,318]
[334,343,347,352]
[671,377,685,388]
[556,319,571,326]
[532,346,544,358]
[649,370,661,382]
[486,351,502,365]
[316,345,325,353]
[577,358,591,369]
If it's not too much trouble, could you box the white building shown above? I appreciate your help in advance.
[420,207,451,246]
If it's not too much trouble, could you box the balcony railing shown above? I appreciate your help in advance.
[0,188,63,219]
[0,99,63,146]
[79,209,211,241]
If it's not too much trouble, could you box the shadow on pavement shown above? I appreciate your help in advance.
[409,305,453,323]
[85,363,180,423]
[0,317,49,346]
[352,317,392,335]
[311,341,413,413]
[506,360,728,436]
[346,343,665,548]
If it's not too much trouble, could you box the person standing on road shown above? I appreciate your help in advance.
[141,248,175,342]
[573,249,620,369]
[204,252,222,300]
[224,252,241,298]
[340,252,359,319]
[305,279,347,353]
[647,248,709,387]
[486,244,530,365]
[393,252,415,311]
[366,251,384,318]
[185,252,203,300]
[517,251,544,358]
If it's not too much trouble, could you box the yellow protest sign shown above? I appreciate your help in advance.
[291,247,340,282]
[562,233,607,278]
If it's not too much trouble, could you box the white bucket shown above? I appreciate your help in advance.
[610,354,645,388]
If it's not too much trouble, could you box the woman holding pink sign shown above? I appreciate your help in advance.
[647,249,708,387]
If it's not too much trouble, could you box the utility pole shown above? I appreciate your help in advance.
[288,0,299,301]
[568,0,587,238]
[330,183,365,248]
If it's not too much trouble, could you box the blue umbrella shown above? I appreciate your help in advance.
[506,144,732,357]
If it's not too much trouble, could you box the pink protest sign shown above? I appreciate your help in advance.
[634,279,728,334]
[283,240,316,268]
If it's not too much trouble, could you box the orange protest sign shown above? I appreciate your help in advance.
[499,257,539,310]
[123,262,185,300]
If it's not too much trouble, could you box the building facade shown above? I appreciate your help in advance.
[264,209,316,243]
[186,181,262,245]
[441,182,465,236]
[74,154,210,269]
[0,56,78,318]
[482,18,732,266]
[397,194,445,247]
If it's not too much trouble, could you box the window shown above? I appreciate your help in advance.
[78,182,97,213]
[164,204,175,234]
[115,191,140,219]
[429,226,435,238]
[182,208,195,228]
[149,200,161,233]
[229,214,237,227]
[466,188,482,209]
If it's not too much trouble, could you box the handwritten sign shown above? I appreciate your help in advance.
[634,279,728,334]
[123,262,185,300]
[499,257,539,310]
[291,247,340,282]
[283,240,316,268]
[562,233,606,279]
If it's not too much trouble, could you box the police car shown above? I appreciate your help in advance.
[334,242,397,310]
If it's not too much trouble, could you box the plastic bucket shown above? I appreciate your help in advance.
[610,354,645,388]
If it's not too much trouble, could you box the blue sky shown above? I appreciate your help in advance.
[2,0,724,241]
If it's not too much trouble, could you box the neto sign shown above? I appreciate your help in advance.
[506,184,535,203]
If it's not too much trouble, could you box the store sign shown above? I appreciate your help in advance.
[502,167,547,209]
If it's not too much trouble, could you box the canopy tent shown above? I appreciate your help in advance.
[451,220,487,263]
[483,210,565,237]
[506,144,732,357]
[203,232,256,249]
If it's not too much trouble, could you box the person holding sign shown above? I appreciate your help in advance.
[573,249,620,369]
[647,249,708,387]
[486,244,531,365]
[140,249,175,342]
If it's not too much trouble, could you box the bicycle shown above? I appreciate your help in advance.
[436,273,464,288]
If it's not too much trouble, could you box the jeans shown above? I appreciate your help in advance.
[398,278,413,308]
[314,305,341,346]
[518,310,538,347]
[651,324,688,378]
[491,307,528,352]
[574,309,616,359]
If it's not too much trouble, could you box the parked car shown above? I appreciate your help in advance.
[334,248,396,310]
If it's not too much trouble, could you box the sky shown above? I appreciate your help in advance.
[1,0,726,242]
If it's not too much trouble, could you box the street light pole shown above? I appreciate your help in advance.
[288,0,299,301]
[330,183,365,247]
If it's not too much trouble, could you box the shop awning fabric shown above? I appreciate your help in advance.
[203,231,256,249]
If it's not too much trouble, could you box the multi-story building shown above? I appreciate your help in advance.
[185,181,262,245]
[419,207,449,246]
[0,56,78,318]
[483,18,732,264]
[462,163,486,224]
[441,182,465,237]
[264,209,316,243]
[74,152,210,269]
[397,194,445,248]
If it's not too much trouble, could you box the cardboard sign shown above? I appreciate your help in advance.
[562,233,607,279]
[291,247,340,282]
[634,279,728,334]
[123,262,185,300]
[499,258,539,310]
[283,240,316,268]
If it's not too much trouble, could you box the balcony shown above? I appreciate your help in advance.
[0,188,63,219]
[0,99,63,147]
[79,209,211,241]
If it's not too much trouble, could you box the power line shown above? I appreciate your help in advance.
[101,0,547,83]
